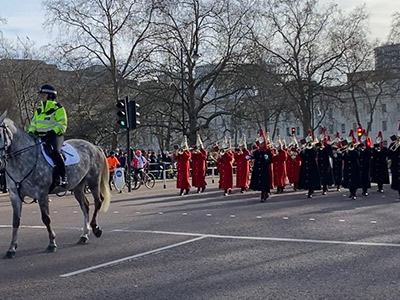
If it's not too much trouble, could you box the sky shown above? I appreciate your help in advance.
[0,0,400,46]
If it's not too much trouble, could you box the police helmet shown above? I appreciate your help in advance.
[39,85,57,97]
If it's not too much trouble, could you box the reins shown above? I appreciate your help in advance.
[0,124,43,203]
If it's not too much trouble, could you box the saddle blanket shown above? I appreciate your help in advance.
[40,142,80,167]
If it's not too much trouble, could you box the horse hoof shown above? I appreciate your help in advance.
[4,251,16,259]
[77,236,89,244]
[93,227,102,238]
[46,245,57,253]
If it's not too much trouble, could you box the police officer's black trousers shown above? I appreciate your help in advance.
[45,135,66,180]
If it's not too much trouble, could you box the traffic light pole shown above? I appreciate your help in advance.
[125,96,131,192]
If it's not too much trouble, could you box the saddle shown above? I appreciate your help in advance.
[40,141,80,167]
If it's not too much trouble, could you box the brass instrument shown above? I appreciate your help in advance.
[177,135,189,155]
[390,141,400,151]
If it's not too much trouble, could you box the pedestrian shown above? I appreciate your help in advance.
[331,132,344,191]
[272,137,288,194]
[249,129,274,202]
[371,132,390,193]
[191,134,207,193]
[28,84,68,186]
[317,131,334,195]
[286,142,301,191]
[298,130,321,198]
[234,136,250,193]
[358,133,372,196]
[217,137,234,196]
[173,136,191,195]
[388,125,400,200]
[106,151,120,190]
[342,130,361,200]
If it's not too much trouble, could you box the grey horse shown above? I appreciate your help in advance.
[0,111,111,258]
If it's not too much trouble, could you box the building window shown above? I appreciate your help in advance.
[382,120,387,131]
[341,124,346,134]
[276,128,280,136]
[382,103,387,113]
[352,123,357,130]
[286,127,290,136]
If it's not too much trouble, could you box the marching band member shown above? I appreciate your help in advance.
[286,136,301,191]
[298,130,321,198]
[342,130,361,200]
[248,129,274,202]
[173,136,191,196]
[266,131,275,191]
[358,131,372,196]
[331,132,344,191]
[272,136,288,194]
[388,124,400,199]
[217,137,234,196]
[317,128,334,195]
[234,135,250,193]
[191,134,207,193]
[371,131,390,193]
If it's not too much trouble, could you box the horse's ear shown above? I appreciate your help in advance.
[0,110,7,124]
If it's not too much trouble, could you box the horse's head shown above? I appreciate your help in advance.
[0,111,13,168]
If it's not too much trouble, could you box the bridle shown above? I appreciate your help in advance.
[0,122,42,202]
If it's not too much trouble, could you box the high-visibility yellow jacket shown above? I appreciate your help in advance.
[28,100,67,136]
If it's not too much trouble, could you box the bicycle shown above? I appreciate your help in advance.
[130,169,156,190]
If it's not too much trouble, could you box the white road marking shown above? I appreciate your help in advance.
[59,236,206,278]
[120,229,400,248]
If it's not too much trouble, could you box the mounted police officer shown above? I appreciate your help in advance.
[28,85,68,186]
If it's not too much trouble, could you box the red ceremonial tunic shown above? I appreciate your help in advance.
[286,152,302,185]
[273,149,288,187]
[191,149,207,188]
[217,151,234,190]
[234,149,250,189]
[173,150,191,190]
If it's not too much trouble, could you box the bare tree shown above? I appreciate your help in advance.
[147,0,257,145]
[43,0,158,148]
[251,0,369,136]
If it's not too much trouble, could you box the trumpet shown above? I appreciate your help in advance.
[390,141,400,151]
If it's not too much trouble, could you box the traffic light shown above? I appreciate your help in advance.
[291,127,296,135]
[128,100,140,129]
[116,99,128,128]
[356,126,363,137]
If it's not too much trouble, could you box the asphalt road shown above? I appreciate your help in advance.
[1,179,400,300]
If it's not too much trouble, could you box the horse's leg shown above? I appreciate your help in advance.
[4,194,23,258]
[38,196,57,252]
[73,183,90,244]
[88,182,103,238]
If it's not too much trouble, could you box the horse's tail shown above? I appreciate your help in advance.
[99,154,111,213]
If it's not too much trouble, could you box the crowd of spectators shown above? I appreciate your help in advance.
[106,148,177,180]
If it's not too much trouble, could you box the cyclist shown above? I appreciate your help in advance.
[131,149,148,181]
